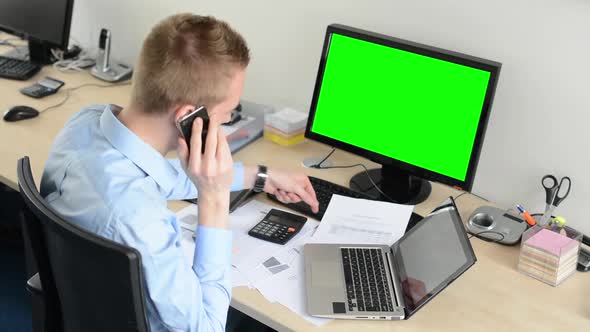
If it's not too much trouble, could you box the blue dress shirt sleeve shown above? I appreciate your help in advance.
[113,205,232,332]
[167,160,246,200]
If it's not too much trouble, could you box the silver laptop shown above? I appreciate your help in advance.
[304,197,476,320]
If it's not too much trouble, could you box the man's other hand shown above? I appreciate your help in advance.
[264,169,319,213]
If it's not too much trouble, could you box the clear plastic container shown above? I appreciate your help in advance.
[518,224,581,286]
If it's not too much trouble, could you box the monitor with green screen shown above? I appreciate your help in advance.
[305,25,501,204]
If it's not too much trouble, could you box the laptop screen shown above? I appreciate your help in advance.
[391,198,476,318]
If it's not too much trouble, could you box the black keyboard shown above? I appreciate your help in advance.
[267,176,424,231]
[0,56,41,80]
[341,247,394,312]
[267,175,374,220]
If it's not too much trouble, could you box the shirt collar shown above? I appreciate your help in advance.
[99,104,178,194]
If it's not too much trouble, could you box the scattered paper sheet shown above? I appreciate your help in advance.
[255,252,331,326]
[251,263,329,326]
[177,203,200,232]
[311,194,414,246]
[180,228,252,289]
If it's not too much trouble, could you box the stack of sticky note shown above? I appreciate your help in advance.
[518,228,579,286]
[264,108,308,146]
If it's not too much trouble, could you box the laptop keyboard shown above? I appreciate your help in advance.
[341,248,394,312]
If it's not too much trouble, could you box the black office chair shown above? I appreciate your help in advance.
[17,156,151,332]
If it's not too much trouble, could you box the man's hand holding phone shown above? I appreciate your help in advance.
[177,107,234,229]
[177,106,210,154]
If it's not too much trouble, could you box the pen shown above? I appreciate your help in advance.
[516,204,537,226]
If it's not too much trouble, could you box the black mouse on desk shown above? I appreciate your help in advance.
[3,105,40,122]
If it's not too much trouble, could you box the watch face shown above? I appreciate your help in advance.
[254,166,268,192]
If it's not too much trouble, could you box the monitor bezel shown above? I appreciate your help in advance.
[304,24,501,191]
[0,0,75,50]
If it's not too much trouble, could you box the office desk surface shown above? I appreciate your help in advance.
[1,63,588,332]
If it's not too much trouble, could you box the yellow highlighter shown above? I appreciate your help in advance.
[549,216,567,235]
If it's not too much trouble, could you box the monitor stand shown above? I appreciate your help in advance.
[28,38,54,64]
[349,164,431,205]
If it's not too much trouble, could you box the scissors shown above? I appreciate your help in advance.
[538,175,571,225]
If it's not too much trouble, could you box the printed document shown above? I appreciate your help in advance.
[311,194,413,246]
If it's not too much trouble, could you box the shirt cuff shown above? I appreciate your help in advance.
[193,225,232,268]
[230,162,245,191]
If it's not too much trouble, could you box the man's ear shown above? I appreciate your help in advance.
[173,104,195,124]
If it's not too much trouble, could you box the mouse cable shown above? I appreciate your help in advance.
[453,191,470,203]
[317,162,396,202]
[310,147,336,169]
[448,188,489,207]
[455,192,505,243]
[52,48,95,73]
[51,36,95,73]
[310,147,397,202]
[41,81,131,114]
[468,230,505,243]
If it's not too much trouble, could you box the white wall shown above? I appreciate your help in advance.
[70,0,590,235]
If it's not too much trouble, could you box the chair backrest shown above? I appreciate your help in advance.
[17,156,150,332]
[18,161,62,332]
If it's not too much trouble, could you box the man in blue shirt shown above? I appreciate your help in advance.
[41,14,319,332]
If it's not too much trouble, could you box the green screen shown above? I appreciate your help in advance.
[311,33,492,181]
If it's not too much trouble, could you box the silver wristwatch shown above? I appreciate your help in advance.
[253,165,268,193]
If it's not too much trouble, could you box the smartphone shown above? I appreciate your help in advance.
[177,106,209,154]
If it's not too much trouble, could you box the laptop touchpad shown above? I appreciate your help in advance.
[311,261,340,287]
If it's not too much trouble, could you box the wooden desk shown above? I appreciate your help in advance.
[1,62,588,332]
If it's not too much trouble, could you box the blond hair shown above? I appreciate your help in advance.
[130,13,250,113]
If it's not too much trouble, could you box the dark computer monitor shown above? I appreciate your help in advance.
[0,0,74,64]
[305,24,501,204]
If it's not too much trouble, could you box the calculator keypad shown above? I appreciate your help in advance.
[21,85,54,98]
[250,221,291,242]
[248,209,307,245]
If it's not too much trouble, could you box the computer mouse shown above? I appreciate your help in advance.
[3,105,40,122]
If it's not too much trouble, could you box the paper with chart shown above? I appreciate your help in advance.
[311,194,414,246]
